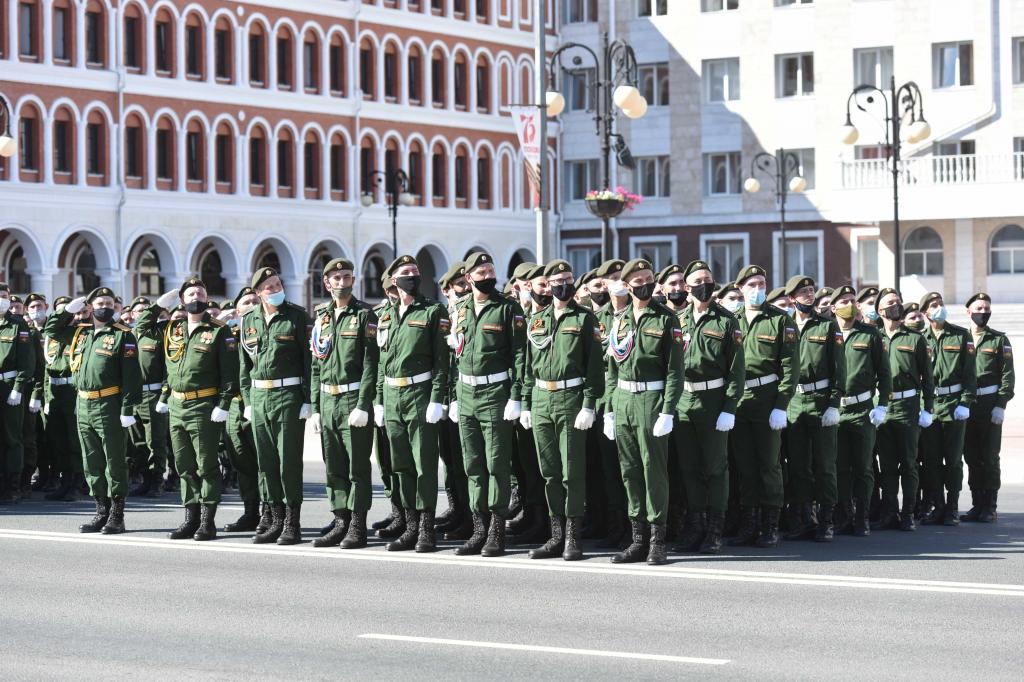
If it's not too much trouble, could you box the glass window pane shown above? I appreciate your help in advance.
[860,238,879,284]
[940,46,957,87]
[905,252,924,275]
[959,43,973,86]
[925,253,943,276]
[783,57,798,96]
[801,54,814,95]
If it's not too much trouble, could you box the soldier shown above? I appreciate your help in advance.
[239,268,313,545]
[918,291,976,525]
[873,288,935,531]
[309,258,378,549]
[814,287,835,319]
[962,292,1014,522]
[673,260,744,554]
[39,296,83,501]
[123,295,170,497]
[731,265,798,548]
[767,287,793,316]
[450,251,525,557]
[44,288,142,532]
[376,254,450,553]
[603,258,683,565]
[657,263,691,542]
[520,259,604,560]
[716,284,744,314]
[12,295,44,498]
[24,294,50,492]
[372,270,404,539]
[857,287,881,326]
[0,287,33,503]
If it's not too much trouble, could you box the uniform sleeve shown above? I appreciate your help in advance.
[873,331,892,408]
[960,329,977,408]
[239,313,253,406]
[13,320,34,394]
[604,340,618,409]
[775,318,798,412]
[521,326,534,412]
[134,303,162,339]
[375,318,387,407]
[356,308,379,413]
[30,332,45,402]
[119,331,143,416]
[310,317,322,414]
[827,321,847,410]
[42,309,76,344]
[997,335,1015,409]
[723,317,746,415]
[582,312,605,410]
[299,309,313,404]
[508,305,526,402]
[917,334,935,413]
[429,305,450,404]
[660,313,683,415]
[216,325,239,412]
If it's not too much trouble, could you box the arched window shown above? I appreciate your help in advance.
[84,0,107,68]
[431,142,447,207]
[197,246,226,297]
[476,148,492,207]
[453,52,469,109]
[127,242,163,297]
[184,12,205,79]
[248,21,268,87]
[308,244,333,302]
[328,32,346,97]
[475,56,490,112]
[407,140,424,204]
[360,136,377,200]
[303,131,321,199]
[903,227,943,276]
[85,109,109,186]
[360,37,376,100]
[248,125,268,196]
[185,118,207,191]
[214,16,234,82]
[52,106,77,184]
[454,144,469,205]
[254,244,281,273]
[383,41,400,101]
[362,247,390,300]
[302,30,320,93]
[123,112,146,188]
[73,242,99,295]
[6,246,31,294]
[277,128,295,198]
[407,44,423,105]
[990,224,1024,275]
[276,26,295,90]
[52,0,75,66]
[214,121,234,193]
[430,47,446,107]
[329,132,347,201]
[123,2,146,71]
[155,116,177,190]
[17,102,42,182]
[154,7,176,77]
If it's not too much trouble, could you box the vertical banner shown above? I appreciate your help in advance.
[510,105,542,208]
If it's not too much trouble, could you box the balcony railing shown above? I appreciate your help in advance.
[839,153,1024,189]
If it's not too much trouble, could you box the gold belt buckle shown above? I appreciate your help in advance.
[395,377,410,387]
[538,380,557,391]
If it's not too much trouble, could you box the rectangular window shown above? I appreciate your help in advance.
[704,239,745,282]
[360,48,373,96]
[53,8,68,61]
[19,3,36,58]
[432,154,445,198]
[329,144,344,191]
[632,241,673,270]
[1014,38,1024,85]
[853,46,893,89]
[454,62,467,108]
[186,25,201,76]
[564,69,593,111]
[703,58,739,102]
[639,63,670,106]
[18,119,36,170]
[54,121,70,173]
[329,44,343,94]
[633,156,670,198]
[783,238,820,282]
[408,55,421,101]
[776,52,814,98]
[790,148,815,190]
[703,152,741,195]
[277,37,291,88]
[155,21,170,73]
[85,11,101,64]
[477,158,490,201]
[565,159,599,201]
[124,16,140,68]
[249,35,264,84]
[637,0,668,16]
[384,51,397,99]
[304,143,317,189]
[934,41,973,88]
[360,147,373,192]
[476,64,489,110]
[566,245,600,276]
[249,139,264,185]
[775,0,812,5]
[304,41,317,90]
[455,157,467,199]
[858,236,879,287]
[125,127,140,178]
[277,140,291,188]
[215,134,230,184]
[701,0,739,11]
[87,123,102,175]
[408,151,422,195]
[564,0,598,23]
[432,56,444,104]
[186,131,201,181]
[156,129,171,179]
[454,0,466,14]
[937,140,976,156]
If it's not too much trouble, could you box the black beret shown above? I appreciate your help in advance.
[54,296,71,308]
[656,263,683,284]
[715,283,739,300]
[814,287,835,304]
[784,275,816,297]
[734,265,767,286]
[387,254,417,276]
[130,296,150,308]
[875,287,901,310]
[682,260,712,280]
[522,264,545,281]
[594,259,625,278]
[0,282,11,293]
[511,262,538,282]
[233,287,255,307]
[24,293,46,306]
[903,302,920,314]
[767,286,789,303]
[9,295,21,304]
[322,258,355,277]
[965,292,991,307]
[439,261,466,289]
[856,286,879,303]
[250,267,279,290]
[577,269,598,287]
[831,285,856,301]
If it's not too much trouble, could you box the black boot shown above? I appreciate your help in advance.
[377,502,408,540]
[0,474,16,504]
[920,489,945,525]
[563,516,583,561]
[611,519,648,564]
[45,473,77,502]
[277,505,303,545]
[700,511,725,554]
[899,505,917,532]
[254,502,272,535]
[674,511,707,553]
[814,504,835,542]
[979,490,998,523]
[836,499,856,535]
[728,506,760,547]
[481,512,507,557]
[162,471,180,493]
[101,497,126,534]
[647,523,668,565]
[129,470,154,497]
[253,504,285,544]
[507,487,523,523]
[665,504,685,543]
[784,502,817,541]
[597,510,627,549]
[386,509,419,552]
[415,510,437,553]
[434,488,457,530]
[318,516,338,537]
[871,496,900,530]
[853,497,871,537]
[505,502,528,535]
[224,500,261,532]
[340,511,368,549]
[79,497,110,533]
[454,513,488,555]
[529,516,565,559]
[169,504,201,539]
[313,509,351,548]
[960,489,982,522]
[443,511,474,541]
[372,501,400,530]
[194,503,218,541]
[755,506,781,548]
[943,491,960,526]
[508,505,548,545]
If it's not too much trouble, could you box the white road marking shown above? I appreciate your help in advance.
[3,528,1024,597]
[356,633,730,665]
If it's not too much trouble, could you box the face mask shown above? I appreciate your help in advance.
[395,276,421,295]
[29,310,47,323]
[905,320,926,332]
[471,277,495,295]
[690,282,715,304]
[882,303,904,321]
[653,294,667,305]
[834,303,857,320]
[184,300,207,315]
[112,311,121,322]
[723,298,744,314]
[265,291,286,307]
[93,307,115,323]
[631,282,655,302]
[0,299,10,315]
[928,305,948,323]
[531,290,552,307]
[331,286,353,300]
[227,318,240,328]
[795,301,816,314]
[970,312,991,328]
[551,282,575,302]
[865,308,880,322]
[776,306,794,316]
[590,290,610,307]
[746,289,766,308]
[668,291,689,305]
[577,294,592,308]
[607,281,629,298]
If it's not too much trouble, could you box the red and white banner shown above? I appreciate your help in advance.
[510,105,542,208]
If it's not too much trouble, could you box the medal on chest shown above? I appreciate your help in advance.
[310,313,333,359]
[607,315,635,363]
[377,314,391,349]
[527,317,553,350]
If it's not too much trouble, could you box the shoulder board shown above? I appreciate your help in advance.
[313,302,331,313]
[76,323,92,329]
[112,322,132,332]
[209,318,226,328]
[285,301,308,313]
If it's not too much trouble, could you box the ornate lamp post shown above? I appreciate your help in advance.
[743,149,807,280]
[361,168,415,259]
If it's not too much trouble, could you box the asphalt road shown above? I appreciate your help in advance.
[2,462,1023,681]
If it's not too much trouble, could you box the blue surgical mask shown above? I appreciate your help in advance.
[746,289,766,308]
[227,318,240,327]
[723,299,744,314]
[929,305,948,322]
[865,309,880,322]
[265,291,286,307]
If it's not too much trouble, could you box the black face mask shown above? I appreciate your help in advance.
[93,308,115,323]
[668,290,689,305]
[531,290,552,307]
[184,300,207,315]
[472,277,497,295]
[631,282,655,302]
[689,282,715,304]
[882,303,904,321]
[590,290,610,307]
[970,312,991,328]
[395,275,421,295]
[795,301,816,314]
[551,282,575,302]
[653,294,667,305]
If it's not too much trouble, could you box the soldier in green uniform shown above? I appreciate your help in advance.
[44,288,142,531]
[962,292,1014,522]
[873,288,935,531]
[520,259,604,560]
[122,296,170,497]
[372,271,404,538]
[376,254,450,552]
[15,295,45,497]
[857,287,881,326]
[39,296,83,501]
[450,252,525,557]
[830,286,891,537]
[917,292,976,525]
[670,261,745,554]
[239,268,313,545]
[24,294,51,492]
[603,258,683,565]
[657,263,691,543]
[814,287,835,319]
[0,288,34,503]
[309,258,378,549]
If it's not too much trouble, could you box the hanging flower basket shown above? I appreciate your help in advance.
[585,187,642,219]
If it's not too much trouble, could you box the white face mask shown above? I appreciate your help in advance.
[607,280,629,298]
[723,299,744,314]
[30,310,47,322]
[0,299,10,315]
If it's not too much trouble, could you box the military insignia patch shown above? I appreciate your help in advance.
[734,329,743,344]
[671,327,684,344]
[530,318,545,332]
[483,323,504,332]
[514,315,525,329]
[366,323,378,337]
[245,327,256,337]
[17,331,28,343]
[124,342,137,358]
[439,319,450,333]
[201,331,214,344]
[834,331,844,346]
[784,327,797,343]
[965,341,975,355]
[1004,345,1013,358]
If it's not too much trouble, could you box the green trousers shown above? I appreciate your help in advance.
[0,383,24,476]
[21,395,38,476]
[612,388,669,525]
[592,408,626,513]
[320,391,373,513]
[919,419,966,494]
[786,412,838,506]
[375,423,398,505]
[385,382,438,512]
[964,396,1002,491]
[512,422,545,508]
[47,384,81,475]
[133,390,170,476]
[836,413,876,503]
[170,397,224,505]
[876,419,920,511]
[77,395,128,498]
[250,386,305,506]
[730,418,784,508]
[225,398,261,503]
[530,387,587,518]
[458,382,513,515]
[439,417,469,506]
[676,389,729,513]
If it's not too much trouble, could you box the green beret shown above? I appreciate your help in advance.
[511,262,538,282]
[543,259,573,278]
[594,259,625,278]
[656,263,684,284]
[9,295,21,304]
[966,291,991,307]
[250,267,279,290]
[0,283,10,293]
[682,260,712,281]
[439,261,467,289]
[919,291,943,310]
[784,275,816,297]
[715,283,738,300]
[621,258,652,281]
[220,301,234,311]
[130,296,150,308]
[831,285,856,301]
[88,286,115,302]
[734,265,767,286]
[856,286,879,303]
[814,287,835,304]
[903,302,920,314]
[171,304,185,314]
[875,287,900,310]
[322,258,355,277]
[180,276,206,298]
[233,287,255,307]
[54,296,71,308]
[24,293,46,306]
[767,287,788,303]
[463,251,494,273]
[578,269,598,287]
[387,254,417,275]
[114,296,124,305]
[523,264,545,281]
[381,272,394,289]
[502,280,514,295]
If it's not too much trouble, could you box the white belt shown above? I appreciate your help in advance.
[459,371,510,387]
[0,370,17,381]
[840,391,872,407]
[320,382,361,395]
[891,389,917,400]
[796,378,830,394]
[142,382,163,392]
[49,376,73,386]
[252,376,302,390]
[617,379,665,393]
[535,377,584,392]
[745,373,779,389]
[977,385,998,396]
[386,371,433,388]
[934,383,962,397]
[684,378,725,392]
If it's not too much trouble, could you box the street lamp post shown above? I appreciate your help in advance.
[0,93,17,158]
[545,33,646,262]
[361,168,415,259]
[743,148,807,281]
[840,75,930,284]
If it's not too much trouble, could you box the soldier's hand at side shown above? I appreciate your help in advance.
[821,407,840,428]
[448,400,459,423]
[310,412,323,433]
[652,413,674,438]
[602,412,615,441]
[119,415,137,428]
[502,400,522,421]
[243,405,252,421]
[424,402,444,424]
[43,402,50,416]
[573,408,595,431]
[28,398,41,414]
[348,408,369,428]
[768,409,788,431]
[953,405,970,421]
[715,412,735,432]
[991,406,1005,425]
[519,410,533,430]
[918,410,934,428]
[155,400,169,414]
[374,404,385,427]
[298,403,312,420]
[210,406,229,423]
[65,296,87,314]
[6,390,21,406]
[869,405,887,427]
[156,289,180,310]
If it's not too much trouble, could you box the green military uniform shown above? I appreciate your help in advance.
[371,291,401,529]
[658,263,691,543]
[20,303,45,495]
[127,295,171,494]
[41,296,83,500]
[0,290,34,502]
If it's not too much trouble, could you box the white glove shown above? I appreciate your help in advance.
[574,408,596,431]
[310,412,323,433]
[425,401,444,424]
[65,296,87,314]
[298,403,311,420]
[603,412,615,441]
[715,412,735,432]
[821,407,840,428]
[769,409,788,431]
[156,289,180,310]
[869,405,888,427]
[918,410,934,428]
[155,400,169,414]
[503,399,522,421]
[243,405,252,421]
[991,406,1005,425]
[953,405,970,421]
[448,400,459,423]
[216,310,234,321]
[210,406,229,423]
[374,404,385,427]
[28,398,41,414]
[652,413,674,438]
[120,415,136,428]
[43,402,50,416]
[6,390,21,406]
[348,408,369,428]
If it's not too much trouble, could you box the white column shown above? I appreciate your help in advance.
[447,151,455,206]
[469,149,478,210]
[145,12,154,76]
[296,35,305,93]
[237,132,248,196]
[295,139,305,200]
[110,122,120,189]
[206,131,216,194]
[5,0,16,61]
[236,24,246,85]
[74,1,86,67]
[268,135,278,196]
[42,115,53,184]
[447,56,455,110]
[268,33,277,90]
[954,219,974,303]
[376,42,384,102]
[175,18,185,79]
[75,117,86,184]
[321,39,331,98]
[40,0,53,65]
[399,46,409,105]
[176,129,186,192]
[146,126,156,190]
[321,138,331,202]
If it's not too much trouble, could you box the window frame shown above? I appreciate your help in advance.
[703,57,740,103]
[703,151,742,196]
[775,52,814,98]
[933,41,974,89]
[853,46,893,89]
[902,226,944,277]
[989,225,1024,275]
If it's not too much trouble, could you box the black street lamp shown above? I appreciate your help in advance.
[361,168,415,259]
[545,33,645,262]
[743,148,807,281]
[0,93,17,158]
[841,75,930,284]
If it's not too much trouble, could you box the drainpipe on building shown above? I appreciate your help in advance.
[115,3,127,292]
[607,0,619,259]
[352,2,365,298]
